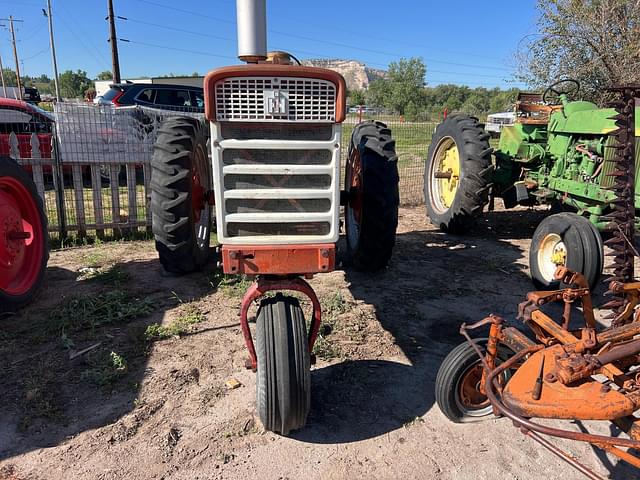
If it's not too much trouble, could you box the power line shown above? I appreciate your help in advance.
[127,0,512,73]
[57,2,111,70]
[120,39,236,61]
[118,16,518,84]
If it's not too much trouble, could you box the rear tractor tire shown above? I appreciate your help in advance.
[0,157,49,312]
[255,294,311,435]
[425,114,493,233]
[345,120,400,272]
[529,212,603,290]
[151,117,212,274]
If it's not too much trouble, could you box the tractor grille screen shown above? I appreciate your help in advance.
[215,77,336,122]
[227,222,331,237]
[224,173,331,190]
[212,113,341,244]
[226,198,331,214]
[223,149,332,166]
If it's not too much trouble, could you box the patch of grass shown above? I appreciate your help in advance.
[312,335,340,360]
[218,274,253,298]
[83,251,106,268]
[144,305,207,341]
[48,290,155,335]
[322,290,348,318]
[81,351,128,386]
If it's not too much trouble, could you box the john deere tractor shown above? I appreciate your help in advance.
[425,79,638,290]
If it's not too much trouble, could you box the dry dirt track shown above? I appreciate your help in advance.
[0,206,638,480]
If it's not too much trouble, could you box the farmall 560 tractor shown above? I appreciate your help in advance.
[150,0,399,434]
[424,80,639,291]
[0,157,49,312]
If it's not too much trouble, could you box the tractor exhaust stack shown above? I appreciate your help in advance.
[236,0,267,63]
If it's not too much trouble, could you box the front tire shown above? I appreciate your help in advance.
[345,120,399,272]
[0,157,49,312]
[425,115,493,233]
[256,294,311,435]
[150,117,211,274]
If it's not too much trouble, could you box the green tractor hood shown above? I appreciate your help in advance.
[549,101,640,136]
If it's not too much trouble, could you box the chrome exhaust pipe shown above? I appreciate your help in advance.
[236,0,267,63]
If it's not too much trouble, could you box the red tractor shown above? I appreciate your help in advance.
[150,0,399,434]
[0,156,49,312]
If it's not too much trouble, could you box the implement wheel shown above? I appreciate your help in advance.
[436,339,513,423]
[529,213,602,290]
[256,293,310,435]
[345,120,399,272]
[425,114,493,233]
[0,157,49,312]
[151,117,212,274]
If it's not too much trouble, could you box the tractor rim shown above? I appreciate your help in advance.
[0,176,44,296]
[346,148,363,248]
[455,363,492,416]
[192,143,210,249]
[538,233,567,282]
[429,136,460,214]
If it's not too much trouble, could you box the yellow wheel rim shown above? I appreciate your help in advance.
[429,136,461,213]
[538,233,567,282]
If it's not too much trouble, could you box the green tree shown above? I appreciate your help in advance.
[348,88,366,106]
[96,70,113,81]
[516,0,640,103]
[1,68,18,86]
[59,70,93,99]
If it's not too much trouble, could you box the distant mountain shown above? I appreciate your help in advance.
[302,59,386,91]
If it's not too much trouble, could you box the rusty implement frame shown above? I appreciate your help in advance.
[459,267,640,478]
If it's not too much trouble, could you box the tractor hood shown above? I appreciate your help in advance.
[549,101,640,137]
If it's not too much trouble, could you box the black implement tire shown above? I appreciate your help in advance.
[151,117,212,274]
[256,294,310,435]
[529,213,586,290]
[345,120,399,272]
[558,213,602,290]
[0,157,49,312]
[425,114,493,233]
[436,339,513,423]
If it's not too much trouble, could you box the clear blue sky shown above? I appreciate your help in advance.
[1,0,539,89]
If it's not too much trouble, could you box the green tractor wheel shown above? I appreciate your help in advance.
[529,213,603,290]
[424,115,493,233]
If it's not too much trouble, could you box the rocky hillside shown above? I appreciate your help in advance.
[302,59,386,90]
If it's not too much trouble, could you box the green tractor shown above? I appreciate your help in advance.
[425,79,639,290]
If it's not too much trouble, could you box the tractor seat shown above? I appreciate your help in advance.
[514,92,562,125]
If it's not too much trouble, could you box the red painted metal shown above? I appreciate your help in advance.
[347,148,363,225]
[222,244,335,275]
[239,276,322,371]
[0,176,43,295]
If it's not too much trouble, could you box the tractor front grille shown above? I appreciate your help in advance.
[211,122,341,245]
[214,77,336,122]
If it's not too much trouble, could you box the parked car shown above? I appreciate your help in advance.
[97,83,204,112]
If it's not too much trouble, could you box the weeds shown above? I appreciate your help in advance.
[144,305,207,341]
[312,335,340,360]
[218,275,252,298]
[48,290,155,335]
[81,351,129,386]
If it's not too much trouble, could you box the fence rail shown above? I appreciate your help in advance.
[7,104,432,238]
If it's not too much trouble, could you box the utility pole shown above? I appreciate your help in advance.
[107,0,121,83]
[6,16,23,100]
[45,0,61,101]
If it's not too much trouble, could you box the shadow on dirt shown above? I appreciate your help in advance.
[296,214,531,444]
[0,255,221,461]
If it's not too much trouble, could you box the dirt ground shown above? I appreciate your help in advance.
[1,206,638,480]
